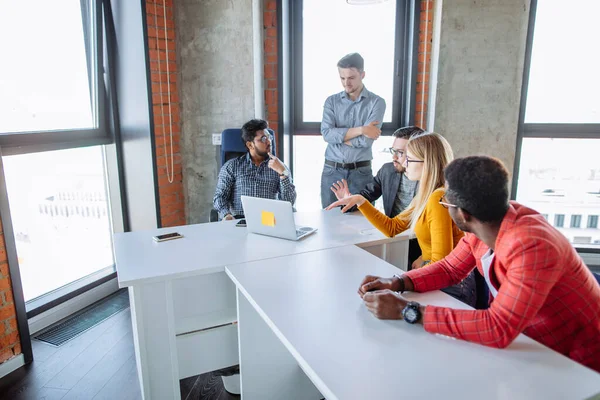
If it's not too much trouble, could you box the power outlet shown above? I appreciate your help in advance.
[212,133,222,146]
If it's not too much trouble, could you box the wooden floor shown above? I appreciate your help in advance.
[0,309,240,400]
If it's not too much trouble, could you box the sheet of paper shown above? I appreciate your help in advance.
[261,211,276,227]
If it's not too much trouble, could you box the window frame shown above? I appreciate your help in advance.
[512,0,600,254]
[288,0,419,135]
[0,0,112,156]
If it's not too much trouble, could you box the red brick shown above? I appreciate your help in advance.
[0,304,15,320]
[161,215,185,228]
[3,289,13,305]
[7,317,17,332]
[0,347,15,363]
[264,38,276,54]
[158,180,183,194]
[0,331,19,349]
[265,54,277,64]
[420,0,433,11]
[266,27,277,38]
[265,0,276,11]
[0,277,11,292]
[264,64,276,80]
[266,79,278,89]
[263,11,276,28]
[159,194,180,207]
[0,263,8,278]
[13,342,21,356]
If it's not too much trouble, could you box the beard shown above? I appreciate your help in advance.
[393,162,405,173]
[255,147,270,159]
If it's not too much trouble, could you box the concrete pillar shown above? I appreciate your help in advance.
[176,0,262,223]
[431,0,531,175]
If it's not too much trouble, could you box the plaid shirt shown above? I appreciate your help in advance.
[405,201,600,373]
[213,153,296,219]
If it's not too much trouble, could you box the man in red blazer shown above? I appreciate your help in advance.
[359,155,600,373]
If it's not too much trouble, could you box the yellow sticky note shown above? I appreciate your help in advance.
[261,211,276,227]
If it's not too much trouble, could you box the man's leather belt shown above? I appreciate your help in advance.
[324,160,371,170]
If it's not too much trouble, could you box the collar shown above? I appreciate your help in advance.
[245,152,268,166]
[494,201,518,248]
[339,86,370,101]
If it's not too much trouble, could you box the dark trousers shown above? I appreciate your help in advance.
[320,163,374,209]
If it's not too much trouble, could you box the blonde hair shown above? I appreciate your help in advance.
[399,132,454,228]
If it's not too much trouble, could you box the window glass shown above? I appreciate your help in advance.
[302,0,397,123]
[0,0,95,133]
[3,146,114,301]
[516,138,600,247]
[524,0,600,123]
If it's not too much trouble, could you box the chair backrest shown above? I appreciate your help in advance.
[220,128,276,166]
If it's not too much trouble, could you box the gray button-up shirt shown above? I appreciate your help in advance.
[320,86,386,163]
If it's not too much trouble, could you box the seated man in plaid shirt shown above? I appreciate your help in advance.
[213,119,296,220]
[357,155,600,372]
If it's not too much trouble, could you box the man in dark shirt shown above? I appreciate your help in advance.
[213,119,296,220]
[330,126,423,266]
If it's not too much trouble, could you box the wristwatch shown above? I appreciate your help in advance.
[279,169,290,178]
[402,301,422,324]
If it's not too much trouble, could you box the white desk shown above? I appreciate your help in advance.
[226,246,600,400]
[114,210,411,399]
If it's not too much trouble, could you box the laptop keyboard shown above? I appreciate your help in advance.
[296,229,305,237]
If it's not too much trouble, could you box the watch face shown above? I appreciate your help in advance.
[403,302,421,324]
[405,308,418,322]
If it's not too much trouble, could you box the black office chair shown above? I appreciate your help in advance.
[210,128,276,222]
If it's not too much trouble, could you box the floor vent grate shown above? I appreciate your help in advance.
[34,289,129,347]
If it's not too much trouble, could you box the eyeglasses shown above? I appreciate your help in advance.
[256,133,273,144]
[439,195,459,209]
[387,148,404,157]
[404,157,424,165]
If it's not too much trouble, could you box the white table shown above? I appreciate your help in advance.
[226,246,600,400]
[114,210,411,399]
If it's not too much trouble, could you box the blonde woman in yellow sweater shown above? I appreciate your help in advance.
[326,132,476,307]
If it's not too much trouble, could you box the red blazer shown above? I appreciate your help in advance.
[405,201,600,373]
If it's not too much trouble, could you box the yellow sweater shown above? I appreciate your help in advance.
[358,188,464,264]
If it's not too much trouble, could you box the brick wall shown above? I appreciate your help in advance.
[0,219,20,364]
[145,0,186,227]
[416,0,434,130]
[263,0,279,137]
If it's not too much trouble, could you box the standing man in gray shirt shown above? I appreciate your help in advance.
[320,53,386,209]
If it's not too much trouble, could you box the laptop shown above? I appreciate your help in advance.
[241,196,317,241]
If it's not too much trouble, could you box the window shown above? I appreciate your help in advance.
[288,0,418,211]
[589,215,599,229]
[0,0,120,311]
[3,147,114,302]
[0,0,109,151]
[291,0,418,133]
[514,0,600,249]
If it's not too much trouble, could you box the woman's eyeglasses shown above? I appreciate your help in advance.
[404,157,424,165]
[387,148,404,157]
[438,195,459,209]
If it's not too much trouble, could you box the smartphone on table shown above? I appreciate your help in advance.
[152,232,184,242]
